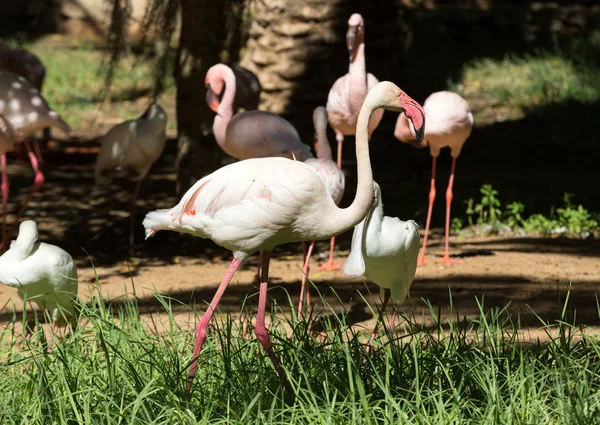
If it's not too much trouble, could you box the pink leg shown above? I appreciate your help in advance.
[254,251,286,381]
[1,154,8,251]
[129,178,144,257]
[436,156,460,265]
[370,289,391,341]
[317,236,341,271]
[390,308,397,330]
[186,257,242,392]
[11,141,44,235]
[418,155,437,266]
[33,140,45,165]
[253,251,262,284]
[335,132,344,168]
[298,240,315,318]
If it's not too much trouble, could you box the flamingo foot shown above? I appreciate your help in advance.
[317,260,342,272]
[417,255,428,266]
[435,255,461,265]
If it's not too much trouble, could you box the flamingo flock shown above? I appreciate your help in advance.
[0,12,476,390]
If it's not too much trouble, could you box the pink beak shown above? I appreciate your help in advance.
[400,92,425,144]
[205,84,220,112]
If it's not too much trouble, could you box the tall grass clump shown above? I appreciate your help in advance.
[1,278,600,424]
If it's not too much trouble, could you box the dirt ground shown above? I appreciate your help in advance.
[1,140,599,340]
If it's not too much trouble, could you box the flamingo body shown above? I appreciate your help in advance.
[0,220,78,326]
[0,43,45,91]
[230,64,262,112]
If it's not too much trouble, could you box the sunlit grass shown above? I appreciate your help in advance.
[1,277,600,424]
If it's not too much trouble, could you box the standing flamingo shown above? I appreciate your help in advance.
[228,64,262,112]
[95,103,167,257]
[343,181,420,336]
[297,106,345,318]
[143,81,425,390]
[0,42,49,163]
[206,63,312,161]
[0,70,71,251]
[0,115,15,248]
[0,220,78,338]
[323,13,384,271]
[394,91,473,265]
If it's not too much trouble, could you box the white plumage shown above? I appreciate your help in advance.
[344,181,420,305]
[0,220,78,327]
[95,103,167,184]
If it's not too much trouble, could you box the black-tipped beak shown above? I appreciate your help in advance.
[414,112,425,145]
[205,84,220,112]
[346,27,358,59]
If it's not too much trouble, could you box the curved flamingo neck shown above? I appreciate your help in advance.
[212,68,237,149]
[314,113,332,161]
[348,42,368,114]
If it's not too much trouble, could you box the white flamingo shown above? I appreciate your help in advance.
[142,81,425,391]
[298,106,345,318]
[343,181,420,336]
[95,103,167,257]
[395,91,473,265]
[0,220,78,337]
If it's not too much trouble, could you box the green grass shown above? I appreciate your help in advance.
[449,33,600,125]
[2,279,600,424]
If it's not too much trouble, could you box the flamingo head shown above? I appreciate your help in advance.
[346,13,365,60]
[205,65,227,112]
[394,113,428,149]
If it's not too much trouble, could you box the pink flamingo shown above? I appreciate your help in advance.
[0,114,15,248]
[143,81,425,390]
[297,106,345,318]
[0,43,48,163]
[205,63,313,161]
[0,70,71,251]
[228,64,262,112]
[323,13,384,271]
[394,91,473,265]
[95,103,167,257]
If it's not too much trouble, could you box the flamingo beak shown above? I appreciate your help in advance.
[346,27,358,59]
[205,84,220,112]
[400,93,425,145]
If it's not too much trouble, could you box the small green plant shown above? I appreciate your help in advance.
[504,201,526,228]
[450,217,463,234]
[469,184,503,229]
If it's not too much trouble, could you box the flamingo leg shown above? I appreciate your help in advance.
[335,132,344,168]
[33,140,45,165]
[129,178,144,257]
[254,251,285,381]
[317,236,341,271]
[436,156,460,265]
[1,154,8,251]
[298,240,315,319]
[253,251,262,284]
[370,289,391,341]
[418,155,437,266]
[10,141,44,236]
[186,257,242,392]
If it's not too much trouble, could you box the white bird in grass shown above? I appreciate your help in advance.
[142,81,425,391]
[298,106,345,318]
[0,220,78,337]
[95,103,167,257]
[343,181,420,336]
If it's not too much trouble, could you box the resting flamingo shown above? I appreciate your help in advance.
[143,81,425,391]
[205,63,312,161]
[324,13,384,270]
[95,103,167,257]
[344,180,420,337]
[0,70,71,251]
[395,91,473,265]
[297,106,345,318]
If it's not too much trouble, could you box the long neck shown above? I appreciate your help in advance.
[212,71,237,149]
[367,197,384,234]
[315,117,332,161]
[348,42,368,113]
[326,95,374,233]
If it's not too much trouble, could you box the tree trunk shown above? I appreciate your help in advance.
[174,0,247,194]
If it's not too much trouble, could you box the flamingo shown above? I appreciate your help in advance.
[143,81,425,390]
[0,114,15,248]
[0,42,49,163]
[0,70,71,251]
[228,64,262,112]
[95,103,167,257]
[343,181,420,337]
[205,63,313,161]
[0,220,78,338]
[297,106,345,318]
[394,91,473,265]
[323,13,384,271]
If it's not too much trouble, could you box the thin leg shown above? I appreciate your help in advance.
[1,154,8,251]
[186,257,242,392]
[390,307,398,330]
[335,132,344,168]
[253,251,262,284]
[370,289,391,341]
[298,241,315,318]
[436,156,460,265]
[11,141,44,235]
[317,236,341,271]
[33,140,45,165]
[254,251,285,381]
[129,178,144,257]
[418,155,437,266]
